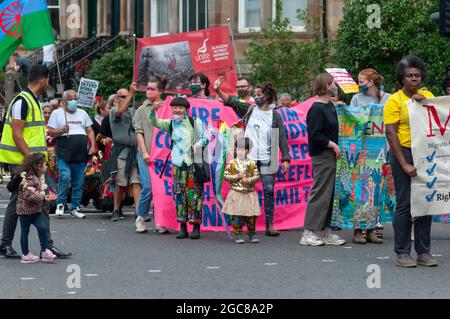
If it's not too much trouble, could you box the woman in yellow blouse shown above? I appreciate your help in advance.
[384,55,437,268]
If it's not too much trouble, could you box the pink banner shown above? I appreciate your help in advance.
[149,97,316,232]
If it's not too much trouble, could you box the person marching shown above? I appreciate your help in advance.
[223,137,261,244]
[0,64,70,259]
[15,153,57,263]
[150,97,209,239]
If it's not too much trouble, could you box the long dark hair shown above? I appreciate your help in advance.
[18,153,46,177]
[233,137,252,158]
[261,83,277,104]
[190,72,210,96]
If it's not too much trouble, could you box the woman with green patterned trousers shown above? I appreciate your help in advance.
[150,97,208,240]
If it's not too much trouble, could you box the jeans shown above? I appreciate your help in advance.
[57,159,86,209]
[1,165,53,248]
[19,214,49,255]
[137,153,153,219]
[390,148,432,255]
[257,161,276,224]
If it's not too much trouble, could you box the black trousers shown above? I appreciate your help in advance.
[390,148,432,255]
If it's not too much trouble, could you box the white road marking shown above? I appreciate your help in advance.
[147,270,162,273]
[432,254,443,257]
[67,291,77,295]
[376,256,390,260]
[20,277,35,281]
[206,266,221,269]
[321,259,335,263]
[264,263,278,266]
[84,274,99,277]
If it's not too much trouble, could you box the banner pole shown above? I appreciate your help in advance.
[226,19,242,77]
[55,50,63,94]
[132,33,137,108]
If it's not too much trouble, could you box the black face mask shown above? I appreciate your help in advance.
[255,97,265,107]
[237,89,249,99]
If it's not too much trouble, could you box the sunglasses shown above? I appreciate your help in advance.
[147,87,160,92]
[118,95,127,99]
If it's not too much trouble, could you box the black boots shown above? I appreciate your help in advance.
[176,223,201,239]
[265,223,280,237]
[176,223,189,239]
[190,223,201,239]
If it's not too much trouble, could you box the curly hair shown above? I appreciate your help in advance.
[260,83,277,104]
[18,153,46,177]
[394,55,427,92]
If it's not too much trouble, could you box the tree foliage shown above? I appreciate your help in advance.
[85,46,134,98]
[246,0,330,100]
[334,0,450,95]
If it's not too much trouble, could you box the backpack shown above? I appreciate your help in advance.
[160,117,210,185]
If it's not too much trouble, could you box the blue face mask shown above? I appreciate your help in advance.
[67,100,78,112]
[359,84,369,94]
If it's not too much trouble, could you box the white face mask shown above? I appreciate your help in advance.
[173,114,184,123]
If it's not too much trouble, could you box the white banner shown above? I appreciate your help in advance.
[77,77,99,108]
[409,96,450,217]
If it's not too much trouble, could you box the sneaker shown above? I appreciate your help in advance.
[111,210,121,222]
[55,204,65,217]
[41,249,57,262]
[20,253,39,264]
[118,208,125,219]
[234,235,245,244]
[70,207,86,219]
[323,233,346,246]
[249,234,260,243]
[395,254,417,268]
[417,253,438,267]
[135,217,148,233]
[299,231,325,246]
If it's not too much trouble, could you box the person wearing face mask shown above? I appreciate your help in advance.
[235,77,255,104]
[348,68,391,245]
[189,73,212,99]
[132,75,170,234]
[47,90,96,219]
[299,73,346,247]
[150,97,209,239]
[0,64,71,259]
[214,78,291,237]
[351,68,391,108]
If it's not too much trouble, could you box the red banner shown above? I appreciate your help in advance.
[134,26,237,96]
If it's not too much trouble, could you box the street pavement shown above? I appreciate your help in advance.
[1,185,450,299]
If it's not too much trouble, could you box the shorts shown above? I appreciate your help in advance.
[116,158,140,187]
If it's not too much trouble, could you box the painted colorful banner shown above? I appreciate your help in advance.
[134,26,237,96]
[0,0,54,68]
[409,96,450,219]
[148,97,316,232]
[332,104,395,229]
[325,68,359,94]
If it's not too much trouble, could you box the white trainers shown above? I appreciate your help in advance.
[323,233,346,246]
[135,217,148,233]
[299,230,325,246]
[70,207,86,219]
[55,204,65,217]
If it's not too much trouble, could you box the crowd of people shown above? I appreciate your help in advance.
[0,53,446,269]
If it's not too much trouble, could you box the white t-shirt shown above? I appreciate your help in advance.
[47,108,93,136]
[245,107,273,161]
[43,44,55,63]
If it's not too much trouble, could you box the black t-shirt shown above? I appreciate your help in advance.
[306,101,339,156]
[100,115,112,138]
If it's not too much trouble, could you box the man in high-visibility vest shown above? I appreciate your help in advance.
[0,64,71,259]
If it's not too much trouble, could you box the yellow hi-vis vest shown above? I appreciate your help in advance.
[0,91,47,165]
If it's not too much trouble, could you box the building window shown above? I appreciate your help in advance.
[272,0,307,31]
[47,0,60,38]
[151,0,169,36]
[238,0,262,33]
[179,0,208,33]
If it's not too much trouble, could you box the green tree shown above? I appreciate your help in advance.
[246,0,330,100]
[334,0,450,95]
[85,46,134,98]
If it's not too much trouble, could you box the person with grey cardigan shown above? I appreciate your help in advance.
[214,78,291,237]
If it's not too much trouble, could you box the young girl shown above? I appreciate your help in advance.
[223,137,261,244]
[16,153,57,263]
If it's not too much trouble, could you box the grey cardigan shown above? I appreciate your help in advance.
[224,97,291,163]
